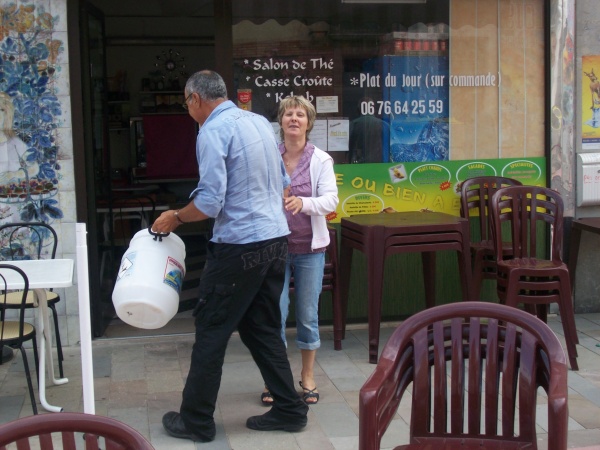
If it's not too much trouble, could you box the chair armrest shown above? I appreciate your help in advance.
[359,344,414,450]
[546,366,569,450]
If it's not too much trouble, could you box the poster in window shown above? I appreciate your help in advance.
[381,55,449,163]
[582,55,600,150]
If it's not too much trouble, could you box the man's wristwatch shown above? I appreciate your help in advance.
[174,210,185,225]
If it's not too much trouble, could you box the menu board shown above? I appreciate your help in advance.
[234,53,336,122]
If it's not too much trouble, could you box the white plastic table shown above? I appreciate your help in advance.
[0,259,74,412]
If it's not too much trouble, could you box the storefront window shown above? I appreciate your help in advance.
[232,0,544,165]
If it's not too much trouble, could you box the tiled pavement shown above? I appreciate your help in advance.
[2,314,600,449]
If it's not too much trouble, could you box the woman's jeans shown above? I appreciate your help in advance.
[280,252,325,350]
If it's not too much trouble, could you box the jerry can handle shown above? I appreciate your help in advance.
[148,227,170,242]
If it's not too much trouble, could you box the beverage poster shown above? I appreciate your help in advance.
[382,55,449,162]
[326,157,546,223]
[582,55,600,149]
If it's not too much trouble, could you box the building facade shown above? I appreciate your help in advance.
[0,0,584,344]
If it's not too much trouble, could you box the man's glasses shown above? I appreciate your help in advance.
[182,93,193,110]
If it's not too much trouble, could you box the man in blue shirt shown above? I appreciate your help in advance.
[152,70,308,442]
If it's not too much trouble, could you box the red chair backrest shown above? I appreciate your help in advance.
[459,176,522,243]
[359,301,568,450]
[0,412,155,450]
[490,185,564,262]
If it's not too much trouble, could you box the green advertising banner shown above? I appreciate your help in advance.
[327,157,546,223]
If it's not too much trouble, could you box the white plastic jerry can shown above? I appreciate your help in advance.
[112,228,186,329]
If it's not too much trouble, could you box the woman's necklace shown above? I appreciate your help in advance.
[283,151,302,168]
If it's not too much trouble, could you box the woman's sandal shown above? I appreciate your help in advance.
[261,386,274,406]
[299,381,319,404]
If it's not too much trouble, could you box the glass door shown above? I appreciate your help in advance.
[79,1,114,336]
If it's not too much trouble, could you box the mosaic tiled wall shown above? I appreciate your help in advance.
[0,0,76,343]
[0,1,72,224]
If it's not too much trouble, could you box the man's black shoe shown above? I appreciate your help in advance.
[246,410,307,432]
[162,411,215,442]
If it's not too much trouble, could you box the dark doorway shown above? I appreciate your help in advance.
[69,0,217,337]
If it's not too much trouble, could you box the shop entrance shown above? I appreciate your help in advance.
[69,0,549,337]
[72,0,216,338]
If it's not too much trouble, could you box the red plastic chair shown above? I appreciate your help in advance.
[359,301,568,450]
[0,412,155,449]
[490,185,578,370]
[289,227,343,350]
[459,176,522,298]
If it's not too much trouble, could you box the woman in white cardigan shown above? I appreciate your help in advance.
[262,95,338,406]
